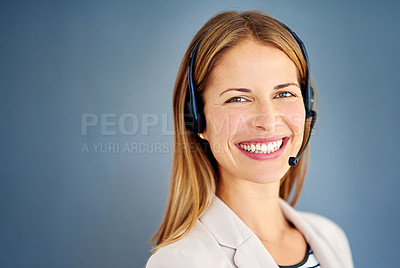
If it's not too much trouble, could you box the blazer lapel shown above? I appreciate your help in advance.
[233,235,279,268]
[279,199,341,268]
[200,196,280,268]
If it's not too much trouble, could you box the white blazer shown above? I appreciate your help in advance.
[146,196,354,268]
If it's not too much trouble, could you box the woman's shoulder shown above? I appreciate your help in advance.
[146,219,226,268]
[146,243,204,268]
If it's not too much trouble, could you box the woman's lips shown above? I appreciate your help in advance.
[235,137,289,160]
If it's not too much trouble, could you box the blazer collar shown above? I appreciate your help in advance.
[199,195,339,268]
[278,200,338,268]
[199,195,253,249]
[199,196,277,267]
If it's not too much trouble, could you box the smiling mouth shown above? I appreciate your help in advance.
[238,138,286,154]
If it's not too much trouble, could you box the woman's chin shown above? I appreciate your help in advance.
[246,172,287,185]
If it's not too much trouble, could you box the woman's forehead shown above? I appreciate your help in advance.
[207,40,299,90]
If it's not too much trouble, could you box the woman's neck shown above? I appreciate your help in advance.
[216,176,291,242]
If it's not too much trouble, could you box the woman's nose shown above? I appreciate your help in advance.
[251,102,280,132]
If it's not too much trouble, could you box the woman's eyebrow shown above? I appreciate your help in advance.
[274,82,300,90]
[219,83,300,97]
[219,88,252,97]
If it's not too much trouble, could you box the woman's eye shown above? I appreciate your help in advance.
[275,92,295,98]
[226,96,248,103]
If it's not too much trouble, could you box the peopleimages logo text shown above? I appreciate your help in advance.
[81,113,173,136]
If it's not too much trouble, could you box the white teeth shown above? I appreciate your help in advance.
[239,139,284,154]
[250,144,256,152]
[267,143,274,153]
[261,144,267,153]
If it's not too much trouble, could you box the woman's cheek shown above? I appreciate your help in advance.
[283,102,305,136]
[206,110,246,140]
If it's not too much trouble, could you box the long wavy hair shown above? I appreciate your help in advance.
[150,10,315,252]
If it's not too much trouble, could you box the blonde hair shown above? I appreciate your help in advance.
[150,10,315,252]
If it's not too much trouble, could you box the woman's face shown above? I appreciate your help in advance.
[202,39,305,184]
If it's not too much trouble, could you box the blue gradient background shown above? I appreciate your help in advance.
[1,1,399,267]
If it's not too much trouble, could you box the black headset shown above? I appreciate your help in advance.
[184,23,317,166]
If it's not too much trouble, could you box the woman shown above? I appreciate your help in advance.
[146,10,354,268]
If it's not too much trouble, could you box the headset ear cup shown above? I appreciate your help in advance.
[184,87,195,132]
[197,112,206,133]
[309,84,315,113]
